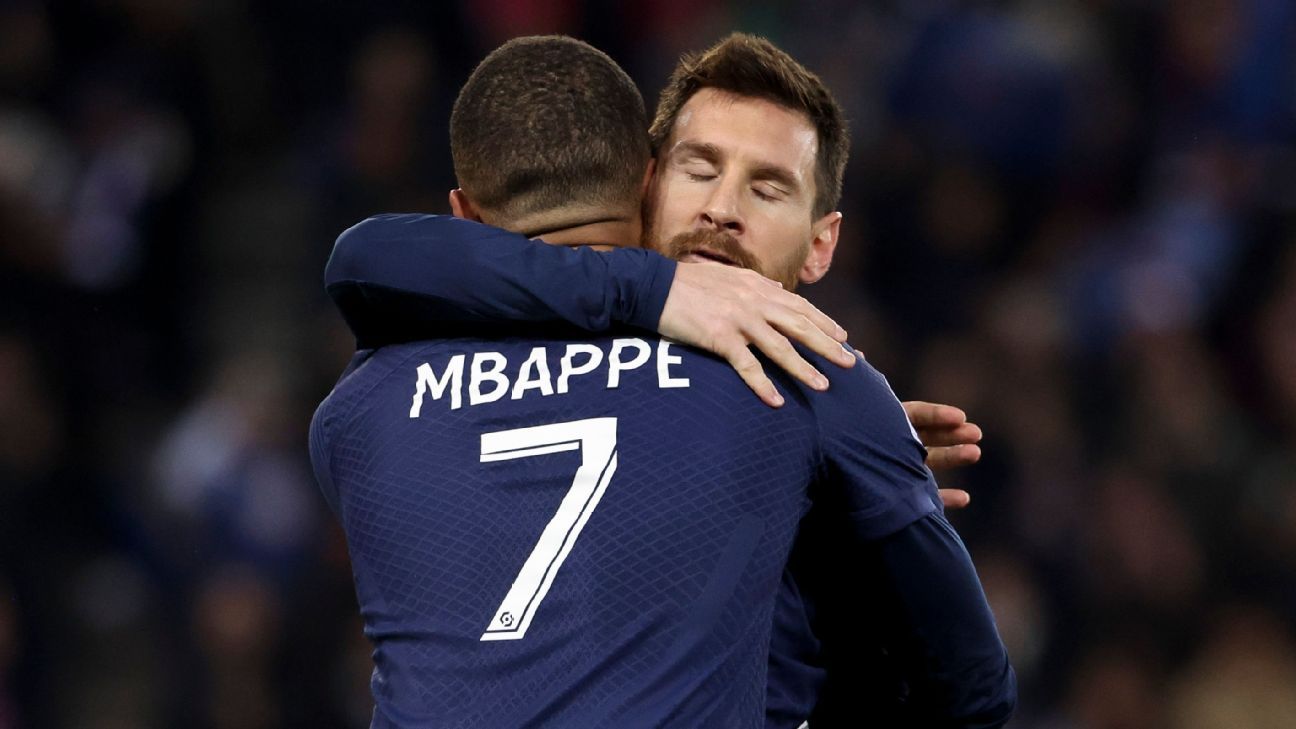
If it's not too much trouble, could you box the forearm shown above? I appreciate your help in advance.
[874,513,1017,728]
[325,214,675,346]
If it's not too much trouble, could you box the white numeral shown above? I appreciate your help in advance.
[479,417,618,641]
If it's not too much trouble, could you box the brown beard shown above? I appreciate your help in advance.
[660,228,809,290]
[642,181,812,288]
[662,228,762,272]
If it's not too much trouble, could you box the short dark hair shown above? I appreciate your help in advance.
[450,36,650,225]
[649,33,849,218]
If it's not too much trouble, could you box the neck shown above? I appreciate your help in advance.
[532,218,640,250]
[505,209,641,250]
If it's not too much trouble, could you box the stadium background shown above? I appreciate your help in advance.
[1,1,1294,726]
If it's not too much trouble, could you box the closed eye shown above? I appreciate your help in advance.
[687,172,717,182]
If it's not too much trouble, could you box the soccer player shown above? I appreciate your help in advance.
[314,36,1013,727]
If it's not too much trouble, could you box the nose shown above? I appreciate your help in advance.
[700,179,745,236]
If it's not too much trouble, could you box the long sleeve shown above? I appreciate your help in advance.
[325,214,677,347]
[869,512,1017,728]
[788,352,1015,727]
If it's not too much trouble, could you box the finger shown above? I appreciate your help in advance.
[914,422,984,448]
[746,324,829,392]
[768,311,856,369]
[925,443,982,470]
[725,343,785,407]
[939,488,971,510]
[775,289,848,342]
[903,401,968,429]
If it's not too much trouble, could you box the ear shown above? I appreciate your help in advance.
[449,189,482,221]
[640,158,656,198]
[798,211,842,285]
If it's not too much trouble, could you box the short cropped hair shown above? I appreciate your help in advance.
[649,33,849,218]
[450,36,650,224]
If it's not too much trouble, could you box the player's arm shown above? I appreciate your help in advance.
[814,363,1015,727]
[325,213,854,406]
[326,214,672,341]
[867,513,1017,728]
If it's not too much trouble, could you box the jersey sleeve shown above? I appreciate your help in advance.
[810,357,941,540]
[869,513,1017,727]
[325,214,677,347]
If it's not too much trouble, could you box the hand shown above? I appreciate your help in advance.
[940,489,971,510]
[902,401,983,510]
[658,262,856,407]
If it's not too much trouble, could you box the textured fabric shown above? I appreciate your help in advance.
[325,214,677,348]
[311,332,938,727]
[315,216,1020,726]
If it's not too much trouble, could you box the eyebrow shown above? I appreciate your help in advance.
[672,140,803,194]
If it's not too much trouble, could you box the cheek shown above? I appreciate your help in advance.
[651,179,702,231]
[749,214,813,269]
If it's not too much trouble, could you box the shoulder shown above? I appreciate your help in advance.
[319,344,437,420]
[787,346,939,535]
[789,347,919,437]
[337,213,447,239]
[337,213,516,246]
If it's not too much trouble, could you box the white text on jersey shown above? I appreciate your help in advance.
[409,338,690,415]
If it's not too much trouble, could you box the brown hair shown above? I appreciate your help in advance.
[451,36,650,225]
[649,33,849,218]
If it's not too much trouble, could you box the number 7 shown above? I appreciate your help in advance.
[479,417,618,641]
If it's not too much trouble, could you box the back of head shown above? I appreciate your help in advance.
[451,36,650,230]
[649,33,849,219]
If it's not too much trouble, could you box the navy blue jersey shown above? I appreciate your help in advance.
[325,214,675,349]
[310,330,938,727]
[319,214,1016,728]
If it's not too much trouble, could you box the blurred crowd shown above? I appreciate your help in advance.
[1,1,1294,727]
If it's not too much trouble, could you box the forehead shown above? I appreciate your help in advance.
[669,88,818,181]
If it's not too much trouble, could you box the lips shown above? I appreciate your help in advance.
[664,228,760,272]
[680,249,737,266]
